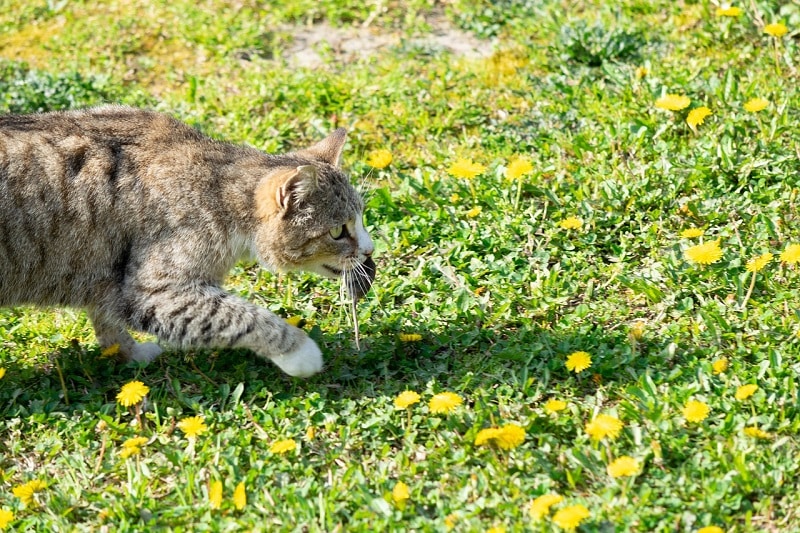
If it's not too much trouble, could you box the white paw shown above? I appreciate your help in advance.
[129,342,163,364]
[272,337,323,378]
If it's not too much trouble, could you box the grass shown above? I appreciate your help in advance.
[1,0,800,531]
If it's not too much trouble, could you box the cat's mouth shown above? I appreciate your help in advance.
[321,258,376,301]
[322,264,343,276]
[344,257,376,301]
[319,258,375,301]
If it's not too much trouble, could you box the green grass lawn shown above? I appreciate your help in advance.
[1,1,800,531]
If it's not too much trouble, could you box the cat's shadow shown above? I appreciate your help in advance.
[0,318,672,416]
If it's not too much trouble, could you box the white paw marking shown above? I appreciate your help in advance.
[129,342,163,364]
[273,337,323,378]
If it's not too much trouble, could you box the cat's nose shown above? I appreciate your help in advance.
[362,240,374,257]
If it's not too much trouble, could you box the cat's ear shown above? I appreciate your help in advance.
[256,166,318,219]
[276,165,318,211]
[295,128,347,167]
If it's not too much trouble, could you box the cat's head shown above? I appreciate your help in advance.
[254,129,375,299]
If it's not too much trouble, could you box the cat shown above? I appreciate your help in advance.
[0,105,375,377]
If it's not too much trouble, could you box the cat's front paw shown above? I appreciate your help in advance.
[128,342,163,364]
[272,336,323,378]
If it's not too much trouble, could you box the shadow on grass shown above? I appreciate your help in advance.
[0,309,680,419]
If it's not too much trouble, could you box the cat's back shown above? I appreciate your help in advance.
[0,106,207,190]
[0,106,227,306]
[0,104,197,140]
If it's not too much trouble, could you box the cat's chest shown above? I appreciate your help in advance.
[231,234,256,263]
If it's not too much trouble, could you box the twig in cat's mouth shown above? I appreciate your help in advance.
[340,257,376,350]
[351,299,360,350]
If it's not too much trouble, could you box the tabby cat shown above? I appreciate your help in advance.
[0,106,375,377]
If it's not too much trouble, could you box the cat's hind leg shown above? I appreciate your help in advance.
[88,308,163,364]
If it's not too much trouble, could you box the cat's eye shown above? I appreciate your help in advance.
[329,225,346,240]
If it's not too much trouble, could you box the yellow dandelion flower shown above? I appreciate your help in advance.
[655,94,691,111]
[697,527,725,533]
[177,415,208,439]
[0,509,14,529]
[27,480,47,492]
[743,426,771,439]
[686,106,712,129]
[394,390,421,409]
[743,98,769,113]
[121,437,148,455]
[269,439,297,454]
[116,380,149,407]
[735,384,758,400]
[712,358,729,374]
[566,351,592,373]
[399,333,422,342]
[0,368,5,380]
[119,446,141,459]
[681,228,704,238]
[544,399,567,414]
[651,439,663,459]
[780,244,800,264]
[486,527,506,533]
[506,158,533,180]
[450,193,461,203]
[366,149,393,169]
[493,423,526,450]
[529,493,564,520]
[447,158,486,179]
[746,252,773,273]
[122,436,148,448]
[630,321,645,340]
[305,426,316,441]
[392,481,410,509]
[12,480,46,506]
[466,206,482,218]
[635,66,648,78]
[764,22,788,37]
[285,315,302,327]
[428,392,463,414]
[552,504,591,531]
[685,240,723,265]
[474,427,501,446]
[559,216,583,230]
[233,481,246,510]
[607,456,640,478]
[100,343,120,358]
[445,513,458,529]
[208,480,223,510]
[683,400,710,423]
[715,6,742,17]
[585,414,624,441]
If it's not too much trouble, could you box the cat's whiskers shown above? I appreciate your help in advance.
[356,167,376,206]
[351,260,371,299]
[359,180,375,206]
